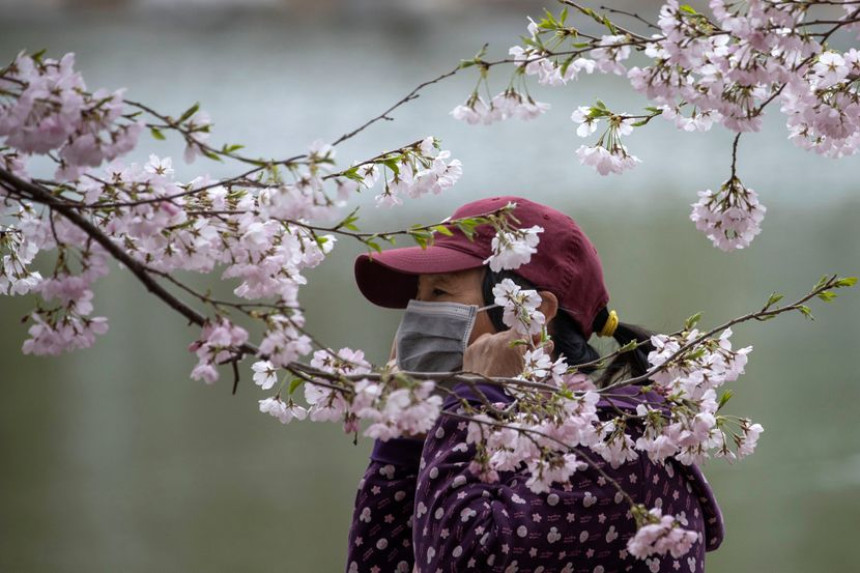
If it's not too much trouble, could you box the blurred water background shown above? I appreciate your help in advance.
[0,1,858,571]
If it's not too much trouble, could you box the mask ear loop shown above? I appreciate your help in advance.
[461,303,501,350]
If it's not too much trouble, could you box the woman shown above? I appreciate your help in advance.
[346,196,723,573]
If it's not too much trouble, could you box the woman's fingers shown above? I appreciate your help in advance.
[464,329,528,377]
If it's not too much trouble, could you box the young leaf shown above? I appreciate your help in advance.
[717,390,734,410]
[178,102,201,123]
[766,292,783,307]
[150,127,165,141]
[685,312,703,330]
[201,148,223,162]
[288,378,304,395]
[817,291,837,302]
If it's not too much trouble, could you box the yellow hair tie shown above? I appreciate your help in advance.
[599,309,619,337]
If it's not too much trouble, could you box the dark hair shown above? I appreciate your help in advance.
[481,269,655,388]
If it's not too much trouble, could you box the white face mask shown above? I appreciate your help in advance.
[394,300,496,373]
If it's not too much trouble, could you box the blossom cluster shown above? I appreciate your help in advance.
[457,1,859,250]
[0,51,465,384]
[570,106,642,175]
[484,219,544,272]
[0,52,142,181]
[187,318,250,384]
[6,202,113,355]
[690,176,767,251]
[464,389,602,492]
[637,326,758,465]
[369,136,463,207]
[0,224,41,296]
[627,506,698,560]
[450,89,550,126]
[491,277,546,336]
[254,347,444,441]
[636,0,860,150]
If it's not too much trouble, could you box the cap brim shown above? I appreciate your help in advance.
[355,245,485,308]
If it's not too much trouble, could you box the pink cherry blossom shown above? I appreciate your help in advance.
[484,224,544,272]
[627,507,698,559]
[576,144,641,176]
[492,278,545,336]
[259,396,308,424]
[690,178,766,251]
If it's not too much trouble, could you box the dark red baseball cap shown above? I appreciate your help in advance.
[354,196,610,339]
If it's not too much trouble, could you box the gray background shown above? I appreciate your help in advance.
[1,1,858,571]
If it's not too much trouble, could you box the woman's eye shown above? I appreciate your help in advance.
[432,288,448,297]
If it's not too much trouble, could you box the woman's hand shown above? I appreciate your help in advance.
[463,329,552,378]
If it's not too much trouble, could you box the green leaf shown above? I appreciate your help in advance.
[717,390,734,410]
[559,55,575,77]
[337,208,361,232]
[432,225,454,236]
[595,99,607,110]
[684,312,703,330]
[382,158,401,175]
[201,148,222,162]
[150,127,165,141]
[835,276,858,288]
[455,218,479,240]
[602,15,617,35]
[687,348,707,360]
[798,305,815,320]
[366,240,382,254]
[560,6,568,24]
[817,291,837,302]
[222,144,245,154]
[766,292,783,307]
[410,227,435,249]
[341,167,364,183]
[288,378,304,395]
[631,119,649,127]
[178,102,200,123]
[679,4,698,15]
[813,274,830,290]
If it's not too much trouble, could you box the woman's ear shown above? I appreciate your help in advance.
[538,290,559,323]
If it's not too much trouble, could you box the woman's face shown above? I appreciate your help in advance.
[415,267,498,345]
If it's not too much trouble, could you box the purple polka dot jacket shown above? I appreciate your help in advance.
[346,383,724,573]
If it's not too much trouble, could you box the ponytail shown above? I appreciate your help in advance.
[482,269,656,387]
[591,307,656,388]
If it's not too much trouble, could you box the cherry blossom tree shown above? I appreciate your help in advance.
[1,0,858,562]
